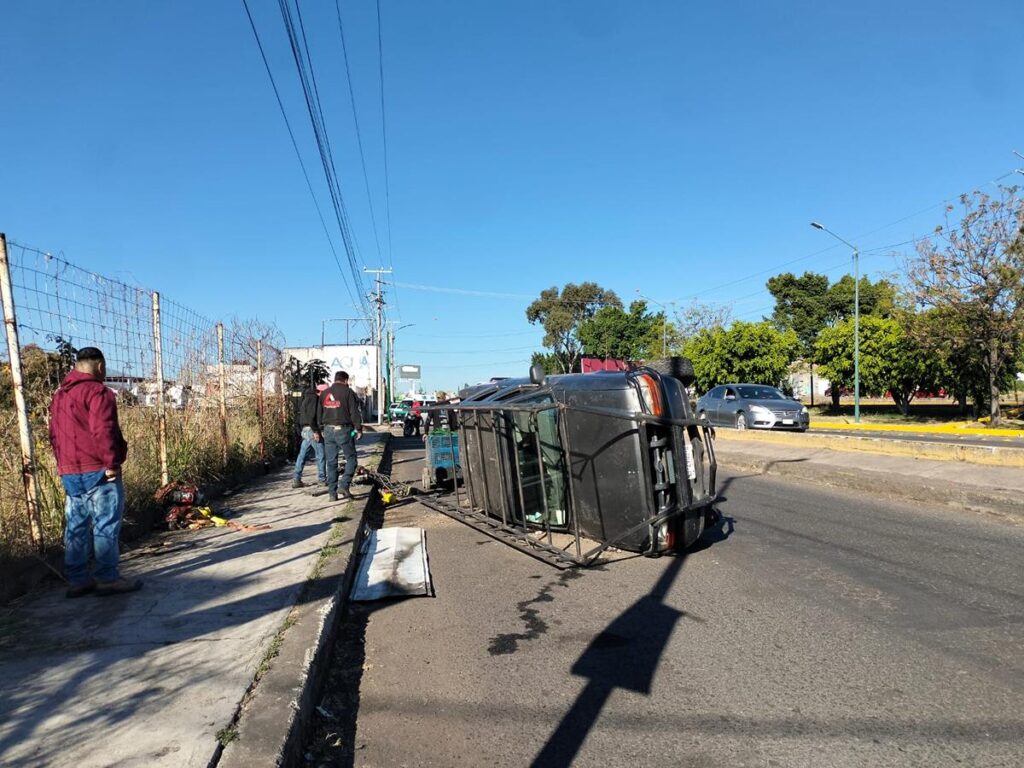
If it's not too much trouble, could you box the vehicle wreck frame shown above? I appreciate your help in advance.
[420,367,718,568]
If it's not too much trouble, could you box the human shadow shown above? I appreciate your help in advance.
[530,516,732,768]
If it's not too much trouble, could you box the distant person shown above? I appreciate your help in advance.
[48,347,141,597]
[318,371,363,501]
[423,391,458,436]
[410,398,423,437]
[292,380,327,489]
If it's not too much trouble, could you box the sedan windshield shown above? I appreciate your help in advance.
[736,385,785,400]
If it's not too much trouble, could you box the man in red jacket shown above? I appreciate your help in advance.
[49,347,141,597]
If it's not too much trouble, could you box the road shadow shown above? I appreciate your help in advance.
[530,515,733,768]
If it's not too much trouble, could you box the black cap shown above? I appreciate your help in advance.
[76,347,105,362]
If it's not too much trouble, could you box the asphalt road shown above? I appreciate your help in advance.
[307,436,1024,767]
[808,427,1024,450]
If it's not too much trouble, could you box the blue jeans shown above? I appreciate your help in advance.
[293,426,326,482]
[323,426,358,494]
[61,470,125,585]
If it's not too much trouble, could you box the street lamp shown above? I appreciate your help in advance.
[635,290,673,357]
[810,221,861,423]
[387,322,415,403]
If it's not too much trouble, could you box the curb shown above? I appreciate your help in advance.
[714,428,1024,468]
[714,447,1024,525]
[811,422,1024,438]
[216,433,391,768]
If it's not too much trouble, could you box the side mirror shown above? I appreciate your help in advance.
[529,363,547,386]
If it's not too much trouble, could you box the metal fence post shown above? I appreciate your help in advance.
[0,233,45,551]
[217,322,229,468]
[151,291,169,486]
[256,339,265,460]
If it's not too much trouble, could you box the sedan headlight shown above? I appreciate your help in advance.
[749,405,773,418]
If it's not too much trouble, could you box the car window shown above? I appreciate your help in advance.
[736,385,784,400]
[707,386,723,399]
[724,387,736,399]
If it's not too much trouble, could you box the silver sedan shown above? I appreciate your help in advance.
[696,383,809,431]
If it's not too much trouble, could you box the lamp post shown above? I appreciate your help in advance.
[810,222,860,423]
[635,290,674,357]
[387,322,415,404]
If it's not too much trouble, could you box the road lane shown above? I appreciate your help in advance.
[307,438,1024,767]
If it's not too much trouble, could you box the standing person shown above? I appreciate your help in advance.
[318,371,363,501]
[48,347,141,597]
[292,380,326,488]
[410,398,423,437]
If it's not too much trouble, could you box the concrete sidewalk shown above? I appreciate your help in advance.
[0,433,387,768]
[714,436,1024,523]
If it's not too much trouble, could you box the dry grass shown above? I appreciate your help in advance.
[0,397,291,564]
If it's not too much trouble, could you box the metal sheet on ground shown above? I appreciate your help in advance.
[350,527,432,601]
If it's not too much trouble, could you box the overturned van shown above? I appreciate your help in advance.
[421,358,718,566]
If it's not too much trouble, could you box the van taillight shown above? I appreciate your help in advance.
[637,374,664,416]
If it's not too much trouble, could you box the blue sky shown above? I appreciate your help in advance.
[2,1,1022,394]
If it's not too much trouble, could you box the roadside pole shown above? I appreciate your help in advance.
[0,233,45,551]
[256,339,265,461]
[364,267,392,425]
[217,323,229,468]
[151,291,169,486]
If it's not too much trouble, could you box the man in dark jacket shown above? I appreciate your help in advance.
[318,370,363,501]
[49,347,141,597]
[292,381,326,488]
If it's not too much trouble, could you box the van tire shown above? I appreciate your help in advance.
[648,356,696,387]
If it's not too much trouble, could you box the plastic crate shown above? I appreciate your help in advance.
[425,431,460,471]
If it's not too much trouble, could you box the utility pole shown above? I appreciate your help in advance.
[364,267,392,424]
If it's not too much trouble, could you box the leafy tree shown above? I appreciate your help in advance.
[682,321,798,392]
[767,272,831,353]
[284,356,329,391]
[767,272,831,404]
[814,315,943,414]
[530,351,562,376]
[578,300,665,361]
[526,283,620,373]
[826,275,897,323]
[903,187,1024,423]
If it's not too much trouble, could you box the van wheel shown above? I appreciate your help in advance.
[735,412,747,430]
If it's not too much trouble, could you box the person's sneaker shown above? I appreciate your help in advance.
[328,492,338,502]
[338,489,353,500]
[65,580,96,599]
[291,478,305,489]
[95,577,143,596]
[318,480,328,486]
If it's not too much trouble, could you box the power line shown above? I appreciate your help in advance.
[334,0,383,263]
[376,0,394,265]
[276,0,373,325]
[240,0,360,312]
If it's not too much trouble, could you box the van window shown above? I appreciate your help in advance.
[509,393,567,528]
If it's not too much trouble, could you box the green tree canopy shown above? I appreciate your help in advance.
[766,271,831,360]
[826,275,897,323]
[578,300,665,361]
[526,282,620,373]
[682,321,798,392]
[814,315,944,414]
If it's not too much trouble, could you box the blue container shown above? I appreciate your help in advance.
[426,431,460,473]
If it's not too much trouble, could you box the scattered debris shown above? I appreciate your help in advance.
[154,481,270,533]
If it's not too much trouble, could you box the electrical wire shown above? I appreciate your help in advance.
[240,0,360,312]
[376,0,394,265]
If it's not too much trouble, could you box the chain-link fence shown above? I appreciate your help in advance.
[0,234,291,561]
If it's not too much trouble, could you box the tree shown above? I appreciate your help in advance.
[284,356,329,391]
[525,283,620,373]
[675,301,731,341]
[903,187,1024,423]
[530,351,562,376]
[814,315,943,414]
[682,321,798,392]
[826,275,897,323]
[578,300,664,361]
[767,272,831,404]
